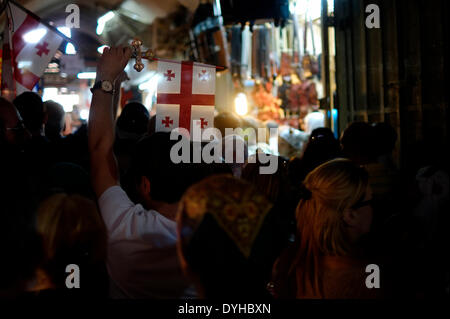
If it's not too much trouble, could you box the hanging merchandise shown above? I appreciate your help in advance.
[233,24,277,81]
[258,28,267,79]
[251,27,260,78]
[302,53,319,79]
[251,80,283,122]
[191,2,230,69]
[288,79,319,130]
[301,6,319,79]
[269,26,279,80]
[230,25,242,76]
[277,75,291,113]
[302,15,319,79]
[240,25,252,80]
[261,26,273,81]
[279,52,292,77]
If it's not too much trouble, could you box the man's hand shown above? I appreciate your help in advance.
[96,46,132,82]
[89,45,131,198]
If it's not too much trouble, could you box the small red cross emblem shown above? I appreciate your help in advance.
[197,118,208,129]
[35,41,50,57]
[162,116,173,128]
[198,69,209,81]
[164,70,175,81]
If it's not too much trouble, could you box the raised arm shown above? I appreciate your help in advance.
[88,46,132,198]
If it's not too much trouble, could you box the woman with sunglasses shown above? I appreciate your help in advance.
[272,158,381,299]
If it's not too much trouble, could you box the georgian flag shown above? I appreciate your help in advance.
[4,2,64,95]
[155,61,216,135]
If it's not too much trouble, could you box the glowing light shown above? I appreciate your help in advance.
[234,93,248,116]
[80,109,89,120]
[97,45,109,54]
[138,74,160,92]
[18,61,32,69]
[57,26,71,38]
[42,88,79,113]
[96,11,115,35]
[23,28,47,43]
[77,72,96,79]
[42,87,58,101]
[65,43,76,54]
[292,0,322,19]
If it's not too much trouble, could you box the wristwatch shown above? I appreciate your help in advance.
[90,80,114,94]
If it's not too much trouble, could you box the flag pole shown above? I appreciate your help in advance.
[8,0,73,45]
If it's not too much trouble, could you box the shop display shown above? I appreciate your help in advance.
[251,81,283,122]
[225,5,324,133]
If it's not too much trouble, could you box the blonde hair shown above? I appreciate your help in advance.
[293,159,369,297]
[37,194,107,286]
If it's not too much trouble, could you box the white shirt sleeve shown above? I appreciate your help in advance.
[97,186,177,247]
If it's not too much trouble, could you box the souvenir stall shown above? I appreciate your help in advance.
[219,0,326,133]
[185,0,328,158]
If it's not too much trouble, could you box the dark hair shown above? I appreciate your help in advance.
[116,102,149,135]
[37,193,107,293]
[340,122,377,164]
[371,122,397,156]
[299,127,341,180]
[44,100,65,140]
[42,162,94,200]
[13,92,45,132]
[129,132,216,203]
[214,112,242,137]
[242,155,288,202]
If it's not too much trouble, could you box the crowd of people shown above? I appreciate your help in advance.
[1,46,449,299]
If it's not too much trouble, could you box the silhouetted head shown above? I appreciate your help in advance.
[214,112,242,137]
[44,100,65,141]
[294,159,372,296]
[299,127,341,179]
[371,122,397,157]
[340,122,377,165]
[129,132,215,206]
[43,162,94,200]
[242,155,288,202]
[222,134,248,177]
[114,102,150,174]
[36,193,107,292]
[116,102,149,139]
[178,175,277,298]
[13,92,46,136]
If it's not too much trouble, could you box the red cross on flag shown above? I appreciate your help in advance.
[2,2,64,96]
[155,60,216,135]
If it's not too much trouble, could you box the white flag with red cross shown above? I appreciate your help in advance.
[5,2,65,96]
[155,60,216,136]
